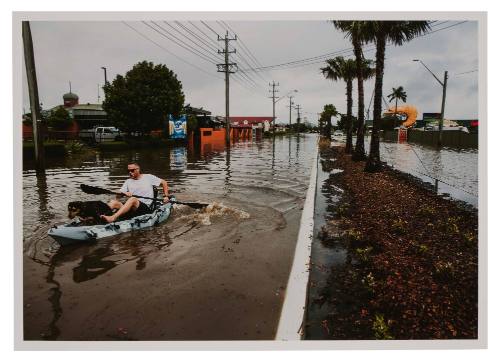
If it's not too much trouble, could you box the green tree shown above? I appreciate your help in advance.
[336,114,358,133]
[387,86,407,116]
[47,106,72,130]
[364,21,430,172]
[319,104,339,139]
[333,21,376,161]
[103,61,185,135]
[321,57,356,151]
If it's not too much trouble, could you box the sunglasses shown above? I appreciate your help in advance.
[127,168,138,173]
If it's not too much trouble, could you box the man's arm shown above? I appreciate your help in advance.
[159,179,169,202]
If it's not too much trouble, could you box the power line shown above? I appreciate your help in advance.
[174,21,219,53]
[188,21,220,48]
[173,21,262,90]
[215,21,268,85]
[453,69,478,76]
[200,20,221,37]
[148,21,221,64]
[221,21,267,69]
[161,21,222,63]
[240,21,468,73]
[122,22,221,80]
[142,21,214,64]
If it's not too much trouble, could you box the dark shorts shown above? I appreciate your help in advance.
[119,201,152,220]
[133,201,152,217]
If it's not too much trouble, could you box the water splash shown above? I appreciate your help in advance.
[174,201,250,226]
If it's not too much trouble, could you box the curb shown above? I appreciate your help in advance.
[275,145,318,340]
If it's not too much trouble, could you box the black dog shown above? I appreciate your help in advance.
[68,201,114,225]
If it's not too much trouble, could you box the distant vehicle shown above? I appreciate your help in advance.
[79,126,123,143]
[424,125,469,133]
[333,130,344,137]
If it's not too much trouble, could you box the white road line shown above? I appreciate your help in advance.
[275,144,318,340]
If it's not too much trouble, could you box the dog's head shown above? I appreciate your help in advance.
[68,201,84,219]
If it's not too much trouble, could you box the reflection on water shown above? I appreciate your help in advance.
[332,136,478,207]
[378,141,478,207]
[23,134,318,340]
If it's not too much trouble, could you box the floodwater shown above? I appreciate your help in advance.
[376,140,478,208]
[22,134,318,340]
[342,136,478,207]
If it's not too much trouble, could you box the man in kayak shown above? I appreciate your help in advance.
[101,162,170,223]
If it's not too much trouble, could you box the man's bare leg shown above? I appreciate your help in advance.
[101,197,140,223]
[107,199,123,210]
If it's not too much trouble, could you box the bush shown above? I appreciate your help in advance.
[65,141,86,154]
[372,313,393,339]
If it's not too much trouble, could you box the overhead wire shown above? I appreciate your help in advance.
[177,21,262,91]
[214,21,269,85]
[148,21,221,64]
[219,20,272,82]
[453,69,478,76]
[128,21,263,96]
[142,21,216,64]
[121,22,222,80]
[163,21,260,90]
[240,21,468,73]
[212,20,265,89]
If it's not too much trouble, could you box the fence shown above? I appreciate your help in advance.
[381,129,478,149]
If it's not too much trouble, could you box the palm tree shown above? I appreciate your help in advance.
[319,104,339,139]
[364,21,431,172]
[333,21,376,161]
[321,56,357,152]
[387,86,407,116]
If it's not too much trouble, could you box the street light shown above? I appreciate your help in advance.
[413,59,448,147]
[101,66,108,85]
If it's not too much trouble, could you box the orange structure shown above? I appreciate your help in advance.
[383,104,418,128]
[198,128,226,154]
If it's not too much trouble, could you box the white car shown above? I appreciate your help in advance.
[333,131,344,137]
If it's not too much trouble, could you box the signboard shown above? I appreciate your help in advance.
[168,114,187,139]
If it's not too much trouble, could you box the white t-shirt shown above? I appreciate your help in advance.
[120,174,162,207]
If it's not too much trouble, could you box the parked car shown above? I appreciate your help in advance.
[333,130,344,137]
[79,126,122,143]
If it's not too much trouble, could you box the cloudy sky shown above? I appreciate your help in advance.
[21,17,479,125]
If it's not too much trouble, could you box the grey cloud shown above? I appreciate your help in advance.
[22,19,479,124]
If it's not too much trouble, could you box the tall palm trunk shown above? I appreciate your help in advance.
[365,32,386,172]
[352,35,366,161]
[345,79,353,154]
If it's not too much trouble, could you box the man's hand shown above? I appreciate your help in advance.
[123,192,133,197]
[163,196,170,203]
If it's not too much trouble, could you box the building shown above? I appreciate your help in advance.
[23,90,109,140]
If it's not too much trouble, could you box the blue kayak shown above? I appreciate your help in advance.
[48,198,175,246]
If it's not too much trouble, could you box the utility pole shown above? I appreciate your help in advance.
[217,31,237,146]
[295,104,301,131]
[288,95,294,127]
[22,21,45,174]
[269,81,279,135]
[439,71,448,147]
[97,84,101,104]
[413,59,448,147]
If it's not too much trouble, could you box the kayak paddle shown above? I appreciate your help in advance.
[80,184,209,209]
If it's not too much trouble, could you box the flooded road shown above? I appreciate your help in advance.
[22,134,318,340]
